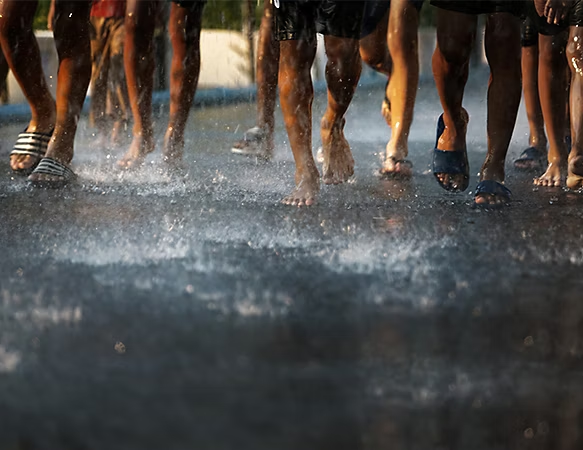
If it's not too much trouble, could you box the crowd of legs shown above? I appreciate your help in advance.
[0,0,582,207]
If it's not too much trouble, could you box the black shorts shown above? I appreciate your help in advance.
[275,0,365,41]
[521,15,539,47]
[361,0,424,38]
[171,0,206,11]
[524,0,583,35]
[430,0,525,16]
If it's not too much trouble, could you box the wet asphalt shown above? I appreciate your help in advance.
[1,73,583,449]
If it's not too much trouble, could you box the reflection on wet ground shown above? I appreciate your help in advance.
[1,77,583,449]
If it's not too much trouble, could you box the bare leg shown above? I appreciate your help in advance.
[107,18,130,146]
[119,0,158,168]
[163,2,204,167]
[475,13,522,205]
[515,43,548,170]
[566,27,583,189]
[28,0,91,184]
[432,9,475,190]
[0,0,56,172]
[232,1,280,157]
[255,1,279,152]
[534,32,568,187]
[358,9,392,126]
[89,17,111,142]
[279,38,320,206]
[382,0,419,177]
[321,35,361,185]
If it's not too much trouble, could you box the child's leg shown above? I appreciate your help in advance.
[566,26,583,188]
[255,1,279,151]
[520,19,547,157]
[119,0,158,168]
[0,0,57,172]
[89,17,111,140]
[359,7,391,77]
[163,0,205,166]
[28,0,92,183]
[232,0,280,157]
[431,9,476,189]
[107,17,130,145]
[475,12,522,205]
[359,6,392,127]
[279,37,319,206]
[534,32,568,187]
[320,35,361,184]
[382,0,420,177]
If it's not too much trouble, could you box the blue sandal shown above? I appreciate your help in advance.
[432,114,469,192]
[473,180,511,208]
[513,146,546,172]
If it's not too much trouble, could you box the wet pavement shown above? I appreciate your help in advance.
[1,73,583,449]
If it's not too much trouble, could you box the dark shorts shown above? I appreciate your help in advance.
[524,0,583,35]
[274,0,365,41]
[171,0,206,11]
[430,0,525,16]
[361,0,424,38]
[521,14,538,47]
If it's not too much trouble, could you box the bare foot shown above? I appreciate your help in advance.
[435,109,469,191]
[117,133,155,169]
[567,155,583,189]
[162,126,184,170]
[282,168,320,207]
[111,120,129,147]
[321,121,354,185]
[534,162,565,187]
[380,156,412,179]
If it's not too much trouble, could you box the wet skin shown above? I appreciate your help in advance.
[279,34,361,207]
[566,26,583,188]
[433,10,522,205]
[534,32,568,187]
[0,0,86,177]
[515,44,548,171]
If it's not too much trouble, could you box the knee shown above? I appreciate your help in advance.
[437,37,472,67]
[327,39,360,63]
[567,37,583,76]
[360,44,388,72]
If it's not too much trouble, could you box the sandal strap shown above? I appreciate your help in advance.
[517,146,545,161]
[31,157,76,179]
[475,180,512,199]
[433,149,468,175]
[10,130,52,158]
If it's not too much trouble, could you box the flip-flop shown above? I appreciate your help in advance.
[513,146,547,172]
[28,157,77,188]
[432,114,469,192]
[379,157,413,179]
[473,179,512,208]
[231,126,271,158]
[9,129,53,176]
